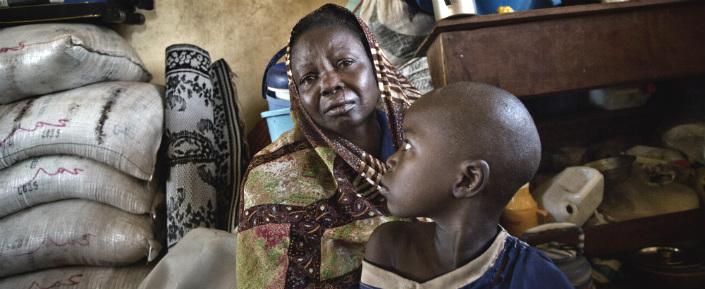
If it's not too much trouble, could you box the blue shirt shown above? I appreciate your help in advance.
[360,229,573,289]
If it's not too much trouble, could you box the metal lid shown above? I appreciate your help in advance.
[634,246,705,271]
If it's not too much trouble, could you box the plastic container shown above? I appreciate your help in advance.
[588,85,651,110]
[266,62,288,91]
[473,0,560,15]
[535,166,604,226]
[502,183,540,236]
[266,94,291,111]
[262,49,291,110]
[432,0,559,19]
[432,0,477,20]
[268,86,290,100]
[261,108,294,141]
[476,0,559,15]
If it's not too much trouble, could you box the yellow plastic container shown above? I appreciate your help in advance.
[502,183,540,236]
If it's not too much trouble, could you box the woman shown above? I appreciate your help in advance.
[234,4,420,288]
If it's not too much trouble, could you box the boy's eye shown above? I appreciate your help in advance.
[403,140,412,151]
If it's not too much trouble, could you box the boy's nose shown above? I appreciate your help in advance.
[320,70,343,97]
[385,151,399,171]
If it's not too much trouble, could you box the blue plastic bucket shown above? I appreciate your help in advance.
[261,108,294,141]
[475,0,559,15]
[266,94,291,111]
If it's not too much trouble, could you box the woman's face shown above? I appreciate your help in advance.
[290,26,380,136]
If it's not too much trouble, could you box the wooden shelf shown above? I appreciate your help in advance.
[525,208,705,257]
[535,107,659,146]
[0,3,105,26]
[583,208,705,257]
[420,0,705,98]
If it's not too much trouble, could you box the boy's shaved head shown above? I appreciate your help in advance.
[408,82,541,209]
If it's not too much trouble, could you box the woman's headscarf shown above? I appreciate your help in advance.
[285,4,421,200]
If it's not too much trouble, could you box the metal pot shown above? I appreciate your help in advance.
[631,246,705,289]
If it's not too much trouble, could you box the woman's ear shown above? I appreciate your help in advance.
[452,160,490,199]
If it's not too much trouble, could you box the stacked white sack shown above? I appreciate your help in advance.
[0,155,156,218]
[0,24,162,286]
[0,266,154,289]
[0,23,151,104]
[0,82,163,180]
[0,200,161,278]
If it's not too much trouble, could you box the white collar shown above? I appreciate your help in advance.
[361,229,509,289]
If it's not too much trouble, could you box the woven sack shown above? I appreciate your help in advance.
[398,57,433,94]
[0,265,152,289]
[0,81,163,180]
[354,0,434,66]
[0,23,151,104]
[0,155,155,218]
[0,200,160,278]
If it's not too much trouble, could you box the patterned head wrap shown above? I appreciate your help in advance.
[286,4,421,195]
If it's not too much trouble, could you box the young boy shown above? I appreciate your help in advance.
[361,82,573,289]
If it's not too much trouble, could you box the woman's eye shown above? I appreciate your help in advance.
[337,59,355,67]
[300,75,315,85]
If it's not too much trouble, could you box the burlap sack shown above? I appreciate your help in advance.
[0,200,160,278]
[398,57,433,94]
[353,0,434,66]
[0,23,151,104]
[138,228,236,289]
[0,265,153,289]
[0,81,163,180]
[0,155,156,218]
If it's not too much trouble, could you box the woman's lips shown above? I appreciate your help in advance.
[324,100,356,117]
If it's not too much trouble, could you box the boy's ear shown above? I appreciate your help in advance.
[452,160,490,199]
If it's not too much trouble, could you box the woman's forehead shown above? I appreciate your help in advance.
[291,26,364,57]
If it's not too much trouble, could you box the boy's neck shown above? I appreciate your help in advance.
[432,211,500,271]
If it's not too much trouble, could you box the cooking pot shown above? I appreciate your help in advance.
[632,246,705,289]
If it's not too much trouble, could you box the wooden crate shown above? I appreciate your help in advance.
[420,0,705,97]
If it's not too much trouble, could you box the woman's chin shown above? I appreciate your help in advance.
[319,107,377,132]
[324,117,364,135]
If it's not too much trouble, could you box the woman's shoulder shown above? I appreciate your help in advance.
[252,128,306,158]
[241,128,339,210]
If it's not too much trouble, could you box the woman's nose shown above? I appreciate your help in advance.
[320,70,343,97]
